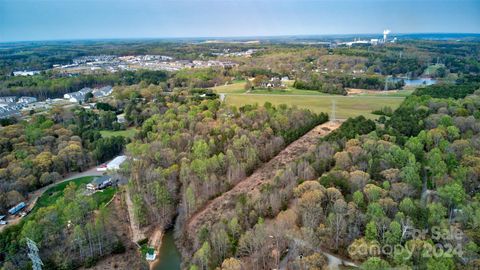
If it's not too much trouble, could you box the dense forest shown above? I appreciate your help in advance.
[177,78,480,270]
[0,105,127,212]
[123,89,328,230]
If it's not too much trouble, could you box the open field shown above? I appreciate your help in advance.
[214,81,410,119]
[213,81,414,97]
[100,128,137,139]
[224,94,405,119]
[212,81,247,93]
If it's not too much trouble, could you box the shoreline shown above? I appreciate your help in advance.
[148,227,164,270]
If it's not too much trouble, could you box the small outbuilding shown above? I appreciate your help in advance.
[8,202,26,215]
[145,248,156,261]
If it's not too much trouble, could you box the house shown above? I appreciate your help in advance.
[18,96,37,104]
[261,77,284,88]
[64,88,92,103]
[64,86,112,103]
[87,175,112,190]
[92,86,113,98]
[145,248,156,261]
[8,202,26,215]
[116,114,126,124]
[13,70,40,76]
[97,155,127,171]
[0,96,17,103]
[0,102,23,119]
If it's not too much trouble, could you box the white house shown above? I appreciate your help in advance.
[0,96,17,103]
[92,86,113,98]
[13,71,40,76]
[18,97,37,104]
[64,88,92,103]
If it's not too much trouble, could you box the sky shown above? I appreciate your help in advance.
[1,0,479,42]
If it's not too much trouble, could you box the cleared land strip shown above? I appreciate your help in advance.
[186,120,342,239]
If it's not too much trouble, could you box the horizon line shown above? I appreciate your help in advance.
[2,32,480,44]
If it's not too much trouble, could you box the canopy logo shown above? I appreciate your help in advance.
[347,226,465,260]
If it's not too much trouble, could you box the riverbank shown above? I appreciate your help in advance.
[148,226,164,269]
[151,229,182,270]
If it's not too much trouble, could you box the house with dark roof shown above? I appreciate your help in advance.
[87,175,112,190]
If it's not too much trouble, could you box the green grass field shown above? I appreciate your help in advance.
[212,81,247,93]
[214,81,410,119]
[100,128,137,139]
[34,176,117,213]
[225,94,405,119]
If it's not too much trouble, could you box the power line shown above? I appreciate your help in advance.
[331,99,336,121]
[26,238,43,270]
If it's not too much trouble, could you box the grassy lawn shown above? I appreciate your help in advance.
[212,81,247,93]
[246,88,328,95]
[34,176,117,213]
[35,176,94,209]
[100,128,136,139]
[213,81,413,97]
[225,94,405,119]
[215,80,411,119]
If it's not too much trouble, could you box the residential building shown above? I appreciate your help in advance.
[92,86,113,98]
[64,87,92,103]
[18,96,37,104]
[13,71,40,76]
[0,96,17,103]
[116,114,126,124]
[87,175,113,190]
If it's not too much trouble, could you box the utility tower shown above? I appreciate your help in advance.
[26,238,43,270]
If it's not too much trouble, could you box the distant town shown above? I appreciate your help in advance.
[52,55,238,74]
[10,30,397,78]
[0,85,113,119]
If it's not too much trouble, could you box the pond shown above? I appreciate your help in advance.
[154,229,181,270]
[390,77,437,87]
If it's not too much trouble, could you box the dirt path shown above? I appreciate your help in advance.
[186,120,342,239]
[82,191,146,270]
[125,188,146,243]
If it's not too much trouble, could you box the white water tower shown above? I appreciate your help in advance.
[383,29,391,43]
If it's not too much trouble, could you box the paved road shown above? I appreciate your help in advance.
[279,237,358,270]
